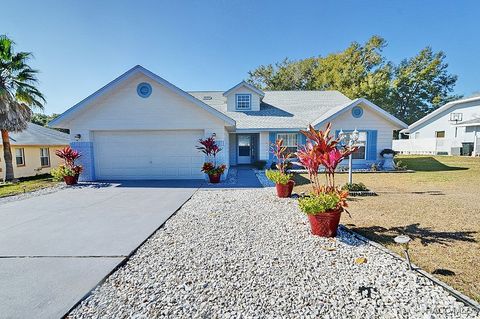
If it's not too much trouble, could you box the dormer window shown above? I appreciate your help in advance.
[236,94,251,110]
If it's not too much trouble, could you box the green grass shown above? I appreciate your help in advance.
[0,174,58,198]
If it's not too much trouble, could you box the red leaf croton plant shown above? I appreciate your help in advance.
[197,136,226,176]
[55,146,83,176]
[295,123,357,214]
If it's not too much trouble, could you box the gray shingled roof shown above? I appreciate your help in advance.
[188,90,352,129]
[9,123,69,146]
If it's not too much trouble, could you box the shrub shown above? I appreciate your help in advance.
[380,148,397,157]
[370,163,379,171]
[342,182,369,192]
[394,159,408,170]
[252,160,267,170]
[50,165,76,181]
[298,191,346,215]
[265,169,293,185]
[201,162,227,175]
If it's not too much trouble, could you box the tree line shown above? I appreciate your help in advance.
[247,36,460,124]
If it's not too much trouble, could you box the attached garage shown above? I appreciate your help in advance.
[49,65,235,181]
[94,130,204,180]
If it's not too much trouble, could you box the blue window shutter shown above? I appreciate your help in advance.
[298,133,306,146]
[366,130,378,160]
[269,132,276,162]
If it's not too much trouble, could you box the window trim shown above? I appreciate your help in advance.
[15,148,25,167]
[435,131,446,138]
[235,93,252,110]
[40,147,50,167]
[276,132,299,155]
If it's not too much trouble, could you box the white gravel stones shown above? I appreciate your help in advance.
[68,189,479,319]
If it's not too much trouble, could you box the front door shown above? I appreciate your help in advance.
[237,135,251,164]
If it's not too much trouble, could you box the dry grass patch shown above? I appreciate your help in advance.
[293,155,480,302]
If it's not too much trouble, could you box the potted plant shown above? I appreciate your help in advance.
[53,146,83,185]
[197,135,226,183]
[265,139,295,198]
[380,148,397,171]
[295,123,357,237]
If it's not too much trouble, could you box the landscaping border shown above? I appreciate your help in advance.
[61,186,202,318]
[339,225,480,312]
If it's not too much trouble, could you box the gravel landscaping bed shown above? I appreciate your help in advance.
[68,189,479,319]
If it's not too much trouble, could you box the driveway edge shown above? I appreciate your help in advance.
[61,186,201,318]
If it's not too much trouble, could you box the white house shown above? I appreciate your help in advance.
[50,65,407,181]
[393,96,480,156]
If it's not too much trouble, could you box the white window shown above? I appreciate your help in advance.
[236,94,251,110]
[276,133,298,154]
[15,148,25,166]
[40,148,50,167]
[344,131,367,160]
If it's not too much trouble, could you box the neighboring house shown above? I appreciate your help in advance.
[394,96,480,156]
[50,65,407,181]
[0,123,69,181]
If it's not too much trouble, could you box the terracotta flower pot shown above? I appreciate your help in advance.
[275,180,295,198]
[208,173,221,183]
[63,175,77,185]
[307,208,342,237]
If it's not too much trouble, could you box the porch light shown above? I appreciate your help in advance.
[394,235,413,270]
[351,128,359,144]
[339,129,345,141]
[74,134,81,141]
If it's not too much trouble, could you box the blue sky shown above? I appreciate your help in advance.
[3,0,479,114]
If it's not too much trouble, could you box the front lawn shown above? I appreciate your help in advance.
[294,155,480,302]
[0,174,59,198]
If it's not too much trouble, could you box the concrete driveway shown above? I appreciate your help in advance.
[0,181,202,319]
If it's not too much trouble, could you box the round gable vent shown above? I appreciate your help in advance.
[351,106,363,118]
[137,82,152,98]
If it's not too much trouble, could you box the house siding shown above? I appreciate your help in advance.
[409,100,480,141]
[328,104,396,165]
[0,145,66,180]
[226,87,261,112]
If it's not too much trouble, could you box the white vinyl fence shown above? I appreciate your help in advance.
[392,138,462,155]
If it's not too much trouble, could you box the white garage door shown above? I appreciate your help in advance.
[94,130,205,180]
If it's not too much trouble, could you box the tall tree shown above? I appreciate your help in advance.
[386,47,460,123]
[247,36,459,124]
[0,35,45,181]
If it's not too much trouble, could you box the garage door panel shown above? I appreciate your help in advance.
[94,130,205,180]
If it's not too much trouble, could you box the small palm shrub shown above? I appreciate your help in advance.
[342,182,369,192]
[298,192,346,215]
[265,169,293,185]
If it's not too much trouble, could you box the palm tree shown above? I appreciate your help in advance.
[0,35,45,181]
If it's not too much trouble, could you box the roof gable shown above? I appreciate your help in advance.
[312,98,408,129]
[405,96,480,133]
[50,65,235,128]
[223,81,265,98]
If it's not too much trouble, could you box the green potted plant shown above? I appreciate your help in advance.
[266,139,295,198]
[52,146,83,185]
[295,123,357,237]
[197,135,226,183]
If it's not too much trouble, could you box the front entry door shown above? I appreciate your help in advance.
[237,135,252,164]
